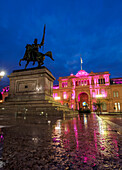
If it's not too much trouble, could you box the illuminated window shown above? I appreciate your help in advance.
[62,82,67,88]
[113,91,119,97]
[71,104,74,109]
[118,103,120,111]
[113,92,116,97]
[114,103,117,112]
[63,92,67,99]
[71,93,74,99]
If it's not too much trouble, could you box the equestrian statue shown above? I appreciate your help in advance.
[19,25,54,69]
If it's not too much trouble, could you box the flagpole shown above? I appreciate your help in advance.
[80,55,83,70]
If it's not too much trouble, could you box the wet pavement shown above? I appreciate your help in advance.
[99,114,122,126]
[0,113,121,169]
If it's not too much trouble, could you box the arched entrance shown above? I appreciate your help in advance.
[78,92,89,110]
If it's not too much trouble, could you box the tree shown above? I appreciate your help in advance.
[93,100,103,114]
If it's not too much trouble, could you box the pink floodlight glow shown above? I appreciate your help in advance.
[72,90,75,99]
[71,104,74,109]
[105,83,109,86]
[76,70,89,77]
[1,86,9,96]
[61,78,68,81]
[53,86,59,89]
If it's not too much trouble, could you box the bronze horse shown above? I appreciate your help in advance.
[19,44,54,69]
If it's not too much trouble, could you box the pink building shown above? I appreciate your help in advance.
[53,69,122,113]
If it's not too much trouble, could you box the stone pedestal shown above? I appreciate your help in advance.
[7,66,54,102]
[0,67,75,115]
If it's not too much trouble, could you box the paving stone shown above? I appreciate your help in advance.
[0,113,121,169]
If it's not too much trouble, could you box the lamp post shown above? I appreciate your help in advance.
[0,71,5,102]
[0,71,5,80]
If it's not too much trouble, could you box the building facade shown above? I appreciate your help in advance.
[53,69,122,113]
[1,70,122,113]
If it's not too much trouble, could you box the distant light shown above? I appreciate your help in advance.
[0,71,5,77]
[82,102,87,106]
[55,126,60,130]
[96,94,104,98]
[36,86,42,91]
[54,96,60,100]
[48,120,51,124]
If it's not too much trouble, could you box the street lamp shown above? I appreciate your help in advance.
[0,71,5,78]
[0,71,5,102]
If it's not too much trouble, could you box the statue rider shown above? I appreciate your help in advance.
[31,38,42,61]
[19,25,54,69]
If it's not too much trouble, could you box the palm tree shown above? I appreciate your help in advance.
[93,100,103,115]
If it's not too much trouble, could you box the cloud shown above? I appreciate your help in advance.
[0,0,122,89]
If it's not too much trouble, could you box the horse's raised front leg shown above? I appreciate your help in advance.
[25,61,29,69]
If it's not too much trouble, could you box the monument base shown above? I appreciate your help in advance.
[0,67,76,116]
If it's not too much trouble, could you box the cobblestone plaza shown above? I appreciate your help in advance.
[0,113,121,169]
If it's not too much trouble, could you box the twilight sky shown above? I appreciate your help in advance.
[0,0,122,88]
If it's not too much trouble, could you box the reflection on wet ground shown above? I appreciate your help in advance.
[99,114,122,126]
[0,113,121,169]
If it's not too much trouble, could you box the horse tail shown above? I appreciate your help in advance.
[45,51,54,61]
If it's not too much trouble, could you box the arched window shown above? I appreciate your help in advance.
[113,91,119,97]
[113,91,116,97]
